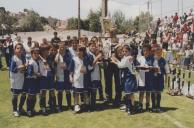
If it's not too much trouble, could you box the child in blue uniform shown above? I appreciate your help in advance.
[47,45,57,113]
[39,44,56,115]
[88,40,103,110]
[55,43,72,112]
[10,43,26,117]
[24,47,40,117]
[112,45,137,115]
[69,46,91,113]
[152,46,170,112]
[137,44,154,112]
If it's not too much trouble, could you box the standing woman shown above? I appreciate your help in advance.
[112,45,137,115]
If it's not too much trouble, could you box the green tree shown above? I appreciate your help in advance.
[0,7,17,34]
[67,18,78,30]
[20,10,43,31]
[87,10,101,32]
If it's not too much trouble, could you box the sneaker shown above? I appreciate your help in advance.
[13,111,20,117]
[57,107,63,113]
[27,111,33,117]
[74,105,80,113]
[156,108,162,113]
[18,108,25,115]
[151,108,157,113]
[41,107,47,115]
[120,105,127,112]
[137,104,143,113]
[127,108,133,116]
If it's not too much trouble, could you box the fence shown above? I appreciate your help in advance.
[162,50,194,99]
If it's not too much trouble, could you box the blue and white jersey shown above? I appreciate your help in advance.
[55,49,72,82]
[10,55,25,90]
[116,56,135,74]
[136,55,149,87]
[69,56,85,88]
[26,59,39,79]
[136,55,155,90]
[55,53,66,82]
[153,57,170,76]
[69,47,77,58]
[89,51,101,81]
[39,58,51,77]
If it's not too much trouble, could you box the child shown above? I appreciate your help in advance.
[112,45,137,115]
[55,43,72,112]
[152,46,170,112]
[137,44,154,112]
[69,46,90,113]
[24,47,40,117]
[39,44,56,115]
[10,43,26,117]
[47,45,57,113]
[88,40,103,110]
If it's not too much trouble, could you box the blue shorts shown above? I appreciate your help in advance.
[23,78,40,95]
[39,76,55,90]
[11,89,23,95]
[90,80,102,89]
[73,87,87,94]
[56,81,72,91]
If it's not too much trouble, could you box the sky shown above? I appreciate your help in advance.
[0,0,194,20]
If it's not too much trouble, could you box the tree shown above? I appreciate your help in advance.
[0,7,17,34]
[87,10,101,32]
[20,10,43,31]
[136,11,153,32]
[67,18,78,30]
[111,10,133,34]
[47,16,58,30]
[40,16,48,25]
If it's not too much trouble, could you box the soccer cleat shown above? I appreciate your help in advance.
[57,107,63,113]
[74,105,80,113]
[18,108,25,115]
[137,103,143,113]
[27,111,33,117]
[41,107,47,115]
[13,111,20,117]
[120,105,127,112]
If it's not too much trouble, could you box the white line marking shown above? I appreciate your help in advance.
[162,113,189,128]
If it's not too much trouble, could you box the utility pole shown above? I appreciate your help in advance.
[161,0,163,18]
[147,0,150,29]
[102,0,108,18]
[78,0,81,39]
[101,0,108,34]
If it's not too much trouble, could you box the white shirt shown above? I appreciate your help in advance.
[72,57,85,88]
[117,56,135,74]
[136,56,148,87]
[89,52,101,81]
[55,53,66,82]
[10,55,24,90]
[23,42,35,62]
[69,47,77,58]
[39,58,51,77]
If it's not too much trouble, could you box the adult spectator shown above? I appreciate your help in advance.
[51,32,61,45]
[3,36,13,68]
